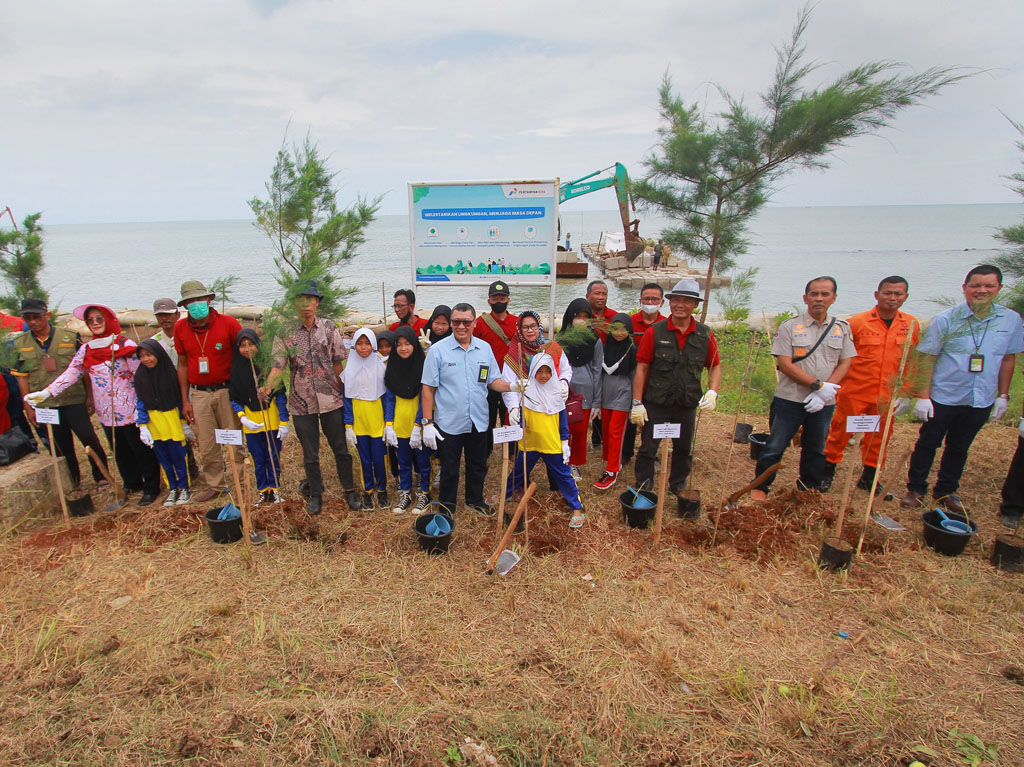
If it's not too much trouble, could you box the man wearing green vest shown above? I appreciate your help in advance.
[630,279,722,495]
[12,297,109,487]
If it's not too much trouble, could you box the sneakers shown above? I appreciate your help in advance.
[468,502,496,517]
[377,490,389,510]
[392,491,413,514]
[413,493,430,514]
[362,491,375,510]
[175,489,193,506]
[593,472,617,490]
[261,489,281,504]
[162,489,179,507]
[569,466,582,482]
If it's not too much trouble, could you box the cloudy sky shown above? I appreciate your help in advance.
[3,0,1023,224]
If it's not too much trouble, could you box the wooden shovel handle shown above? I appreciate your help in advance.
[727,462,784,507]
[486,481,537,571]
[85,446,125,499]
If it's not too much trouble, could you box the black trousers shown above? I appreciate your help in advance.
[102,424,160,494]
[621,419,638,462]
[906,401,990,496]
[437,426,489,514]
[485,389,508,455]
[41,403,107,486]
[1001,435,1024,517]
[634,402,697,494]
[293,407,356,496]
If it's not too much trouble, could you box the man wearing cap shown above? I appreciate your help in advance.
[630,279,722,496]
[750,276,856,499]
[473,280,519,452]
[174,280,244,503]
[11,297,108,487]
[264,281,362,514]
[388,289,428,334]
[152,297,199,480]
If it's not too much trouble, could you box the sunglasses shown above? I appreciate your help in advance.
[85,316,105,326]
[450,319,474,327]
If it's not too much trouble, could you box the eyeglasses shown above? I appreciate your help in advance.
[393,302,409,309]
[85,316,105,326]
[520,323,539,331]
[450,319,474,327]
[640,297,663,304]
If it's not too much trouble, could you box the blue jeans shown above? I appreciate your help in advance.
[754,396,834,493]
[907,400,991,496]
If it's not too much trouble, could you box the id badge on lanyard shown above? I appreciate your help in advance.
[968,353,984,373]
[198,356,210,374]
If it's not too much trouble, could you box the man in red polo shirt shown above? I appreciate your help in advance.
[388,289,428,334]
[630,279,721,496]
[174,279,244,502]
[473,280,519,453]
[621,282,669,462]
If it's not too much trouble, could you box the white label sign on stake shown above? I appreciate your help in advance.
[34,408,60,425]
[846,415,880,433]
[652,422,681,439]
[215,429,244,446]
[493,425,523,444]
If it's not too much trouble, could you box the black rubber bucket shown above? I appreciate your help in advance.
[818,536,854,571]
[733,423,754,444]
[414,512,455,555]
[620,489,657,529]
[677,489,701,520]
[749,432,769,460]
[67,491,95,517]
[921,509,977,556]
[204,507,243,544]
[990,534,1024,571]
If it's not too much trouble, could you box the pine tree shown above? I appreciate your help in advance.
[0,209,48,312]
[993,117,1024,316]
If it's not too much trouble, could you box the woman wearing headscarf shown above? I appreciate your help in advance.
[593,313,637,490]
[556,298,603,482]
[502,309,570,411]
[383,325,432,514]
[426,305,452,345]
[28,305,160,504]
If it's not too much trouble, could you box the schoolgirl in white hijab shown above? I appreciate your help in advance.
[342,327,389,509]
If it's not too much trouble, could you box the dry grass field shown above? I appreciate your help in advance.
[2,411,1023,766]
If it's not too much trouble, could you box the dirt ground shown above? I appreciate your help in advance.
[1,412,1023,766]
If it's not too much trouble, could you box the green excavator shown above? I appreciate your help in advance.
[559,162,645,261]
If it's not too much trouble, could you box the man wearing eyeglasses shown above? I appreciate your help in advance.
[621,283,669,463]
[388,289,428,334]
[420,303,523,517]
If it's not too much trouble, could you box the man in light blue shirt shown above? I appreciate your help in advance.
[421,302,521,517]
[902,265,1024,512]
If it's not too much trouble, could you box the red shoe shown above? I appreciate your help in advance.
[593,472,618,490]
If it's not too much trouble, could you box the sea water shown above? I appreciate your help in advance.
[40,203,1022,323]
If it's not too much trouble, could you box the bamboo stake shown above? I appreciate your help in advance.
[652,436,670,547]
[45,422,71,526]
[857,324,917,554]
[721,331,762,495]
[833,453,858,539]
[86,446,125,500]
[249,357,282,498]
[227,444,253,544]
[496,440,509,539]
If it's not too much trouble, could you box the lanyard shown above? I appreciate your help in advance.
[966,316,989,353]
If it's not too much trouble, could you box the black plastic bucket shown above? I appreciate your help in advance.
[620,489,657,529]
[733,423,754,444]
[67,491,95,517]
[677,489,701,520]
[818,536,854,570]
[991,534,1024,571]
[921,509,977,556]
[749,432,769,460]
[204,507,243,544]
[414,512,455,555]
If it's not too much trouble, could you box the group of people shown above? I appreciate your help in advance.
[7,264,1024,532]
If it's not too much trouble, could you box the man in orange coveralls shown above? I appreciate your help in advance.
[821,276,920,494]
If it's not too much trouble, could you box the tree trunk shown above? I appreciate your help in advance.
[700,188,725,323]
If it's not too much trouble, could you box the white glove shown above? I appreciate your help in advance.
[345,427,357,449]
[240,415,262,431]
[25,389,50,406]
[138,425,154,447]
[803,392,826,413]
[893,397,912,417]
[913,398,934,422]
[183,423,196,441]
[384,424,398,447]
[558,380,569,401]
[423,423,443,451]
[818,381,841,400]
[561,440,571,464]
[410,424,423,450]
[510,378,527,393]
[277,422,291,440]
[509,407,521,426]
[630,403,648,426]
[698,389,718,411]
[991,397,1009,421]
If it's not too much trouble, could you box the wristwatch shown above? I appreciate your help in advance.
[631,399,642,406]
[421,417,433,426]
[810,379,823,391]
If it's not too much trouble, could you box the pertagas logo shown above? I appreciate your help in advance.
[501,184,552,198]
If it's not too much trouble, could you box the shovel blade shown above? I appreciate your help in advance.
[871,513,906,531]
[249,531,269,546]
[494,550,521,576]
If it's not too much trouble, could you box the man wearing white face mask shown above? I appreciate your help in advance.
[174,280,245,502]
[621,283,668,463]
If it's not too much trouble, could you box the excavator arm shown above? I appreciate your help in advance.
[558,163,643,260]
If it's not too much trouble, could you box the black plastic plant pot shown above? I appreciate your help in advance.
[504,510,525,533]
[67,491,95,517]
[620,489,657,529]
[749,432,769,461]
[990,533,1024,571]
[205,507,243,544]
[677,489,701,520]
[414,512,455,556]
[921,509,977,556]
[733,423,754,444]
[818,536,854,571]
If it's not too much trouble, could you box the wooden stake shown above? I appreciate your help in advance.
[496,440,509,539]
[227,444,253,544]
[486,481,537,571]
[652,437,670,547]
[46,423,71,526]
[85,446,125,500]
[833,455,858,540]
